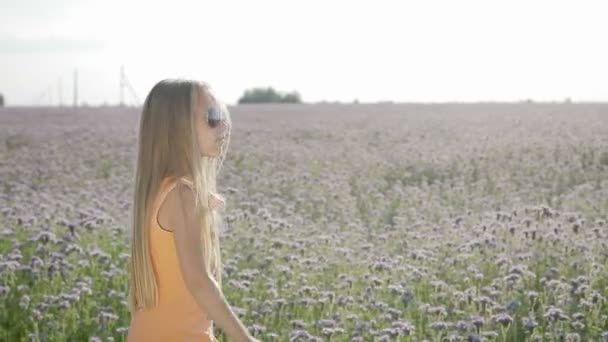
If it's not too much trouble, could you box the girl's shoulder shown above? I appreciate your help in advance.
[163,176,224,211]
[162,176,193,191]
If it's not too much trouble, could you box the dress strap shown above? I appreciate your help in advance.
[157,177,178,204]
[156,177,223,212]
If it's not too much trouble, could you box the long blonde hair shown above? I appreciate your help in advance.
[128,79,232,314]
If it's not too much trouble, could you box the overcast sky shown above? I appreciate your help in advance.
[1,0,607,106]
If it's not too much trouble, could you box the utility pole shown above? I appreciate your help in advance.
[119,65,140,106]
[58,77,63,107]
[120,65,125,106]
[73,69,79,107]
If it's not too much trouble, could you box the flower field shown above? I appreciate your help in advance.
[0,103,607,341]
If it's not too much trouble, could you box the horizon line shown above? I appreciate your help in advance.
[3,99,608,109]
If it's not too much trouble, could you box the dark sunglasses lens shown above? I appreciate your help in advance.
[207,107,223,127]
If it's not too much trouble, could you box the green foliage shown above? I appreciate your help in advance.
[237,87,301,104]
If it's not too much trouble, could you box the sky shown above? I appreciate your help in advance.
[1,0,607,106]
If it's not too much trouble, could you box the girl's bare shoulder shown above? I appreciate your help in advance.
[159,178,198,231]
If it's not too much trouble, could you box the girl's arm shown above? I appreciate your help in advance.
[168,181,257,342]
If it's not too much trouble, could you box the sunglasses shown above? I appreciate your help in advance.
[207,106,225,128]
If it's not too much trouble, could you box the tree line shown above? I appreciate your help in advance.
[238,87,301,104]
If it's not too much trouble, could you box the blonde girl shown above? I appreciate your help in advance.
[126,79,260,342]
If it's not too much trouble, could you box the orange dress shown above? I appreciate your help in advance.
[127,176,217,342]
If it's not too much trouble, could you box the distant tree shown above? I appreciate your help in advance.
[280,91,301,103]
[0,93,4,107]
[238,87,301,104]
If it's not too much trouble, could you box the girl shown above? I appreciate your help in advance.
[127,79,260,342]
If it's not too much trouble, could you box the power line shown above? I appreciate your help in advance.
[30,66,140,107]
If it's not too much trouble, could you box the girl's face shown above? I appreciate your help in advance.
[196,93,229,158]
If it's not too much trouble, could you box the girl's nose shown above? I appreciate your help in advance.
[219,120,230,133]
